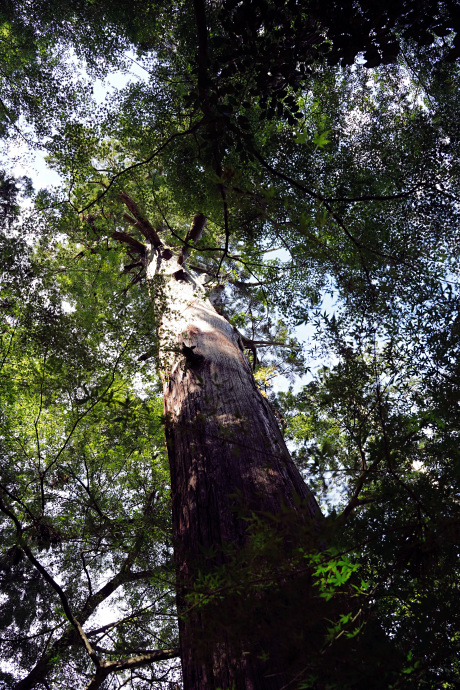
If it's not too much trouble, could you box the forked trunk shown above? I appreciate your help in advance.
[146,244,323,689]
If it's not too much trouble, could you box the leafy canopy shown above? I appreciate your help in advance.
[1,1,460,688]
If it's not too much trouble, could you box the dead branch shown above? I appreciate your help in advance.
[178,213,207,265]
[118,193,162,247]
[112,231,146,254]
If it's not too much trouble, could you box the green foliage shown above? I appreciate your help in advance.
[0,209,179,687]
[276,312,460,687]
[0,0,460,687]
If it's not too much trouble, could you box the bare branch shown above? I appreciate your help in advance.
[178,213,207,265]
[84,648,180,690]
[118,193,162,247]
[246,339,298,348]
[112,231,146,254]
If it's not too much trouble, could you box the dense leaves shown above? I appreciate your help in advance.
[0,205,180,688]
[0,0,460,688]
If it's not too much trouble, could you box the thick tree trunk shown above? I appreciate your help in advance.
[146,245,323,689]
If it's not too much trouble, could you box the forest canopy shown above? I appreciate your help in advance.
[1,1,460,688]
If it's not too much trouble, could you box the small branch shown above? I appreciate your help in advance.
[81,552,93,599]
[252,149,384,284]
[0,316,18,373]
[121,266,145,295]
[0,498,100,672]
[0,96,34,145]
[375,374,431,515]
[2,623,64,645]
[322,187,418,203]
[0,481,37,524]
[77,122,205,214]
[216,185,230,279]
[0,494,23,534]
[69,471,112,523]
[192,0,211,110]
[87,603,159,639]
[81,569,156,622]
[13,566,158,690]
[188,263,267,289]
[20,543,100,666]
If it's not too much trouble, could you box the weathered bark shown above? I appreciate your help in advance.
[146,244,323,689]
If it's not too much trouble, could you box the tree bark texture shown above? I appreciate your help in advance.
[146,245,323,689]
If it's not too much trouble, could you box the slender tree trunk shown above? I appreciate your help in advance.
[146,245,323,689]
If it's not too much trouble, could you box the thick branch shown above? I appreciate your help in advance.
[81,569,155,621]
[112,230,146,254]
[84,648,179,690]
[103,647,180,672]
[118,193,162,247]
[138,347,156,362]
[123,260,143,273]
[178,213,207,264]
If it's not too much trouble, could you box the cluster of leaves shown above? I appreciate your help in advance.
[213,0,460,123]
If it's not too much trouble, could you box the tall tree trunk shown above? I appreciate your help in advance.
[146,244,323,689]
